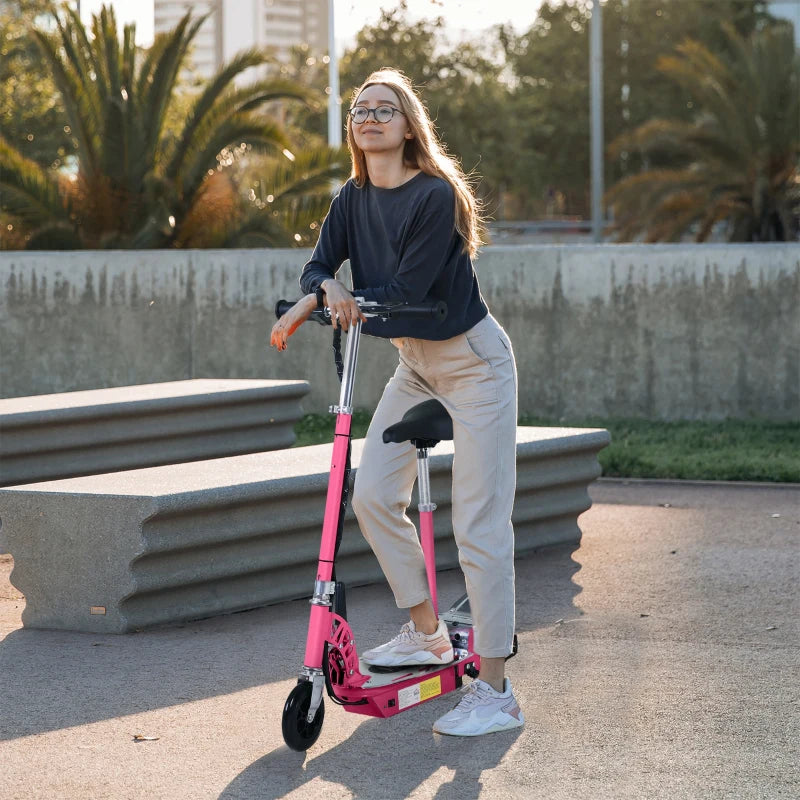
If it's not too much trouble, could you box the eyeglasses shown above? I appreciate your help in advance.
[347,105,405,124]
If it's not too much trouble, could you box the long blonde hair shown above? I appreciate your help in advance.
[346,69,486,257]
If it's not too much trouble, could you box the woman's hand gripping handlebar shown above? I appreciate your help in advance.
[271,296,448,351]
[319,278,366,332]
[271,279,365,351]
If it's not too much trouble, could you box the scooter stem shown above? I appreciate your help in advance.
[303,413,351,668]
[335,320,361,413]
[303,322,362,669]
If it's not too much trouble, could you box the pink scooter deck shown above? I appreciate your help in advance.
[325,613,479,718]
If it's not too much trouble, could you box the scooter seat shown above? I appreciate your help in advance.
[382,399,453,449]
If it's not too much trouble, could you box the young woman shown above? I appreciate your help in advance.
[270,69,523,737]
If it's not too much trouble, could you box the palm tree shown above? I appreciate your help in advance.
[0,4,347,249]
[221,145,349,248]
[606,22,799,242]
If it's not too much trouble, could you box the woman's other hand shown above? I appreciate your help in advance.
[321,279,367,331]
[270,294,317,351]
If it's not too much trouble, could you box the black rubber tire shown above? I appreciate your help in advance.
[282,681,325,751]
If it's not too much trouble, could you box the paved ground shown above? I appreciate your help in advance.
[0,479,797,800]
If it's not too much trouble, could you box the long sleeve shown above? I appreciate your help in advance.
[299,189,349,295]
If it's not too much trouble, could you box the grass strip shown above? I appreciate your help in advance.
[294,413,800,483]
[520,416,800,483]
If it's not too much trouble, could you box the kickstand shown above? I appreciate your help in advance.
[505,634,519,661]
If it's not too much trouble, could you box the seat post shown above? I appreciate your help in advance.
[415,445,438,617]
[415,445,436,513]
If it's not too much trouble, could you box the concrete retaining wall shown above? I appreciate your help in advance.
[1,245,797,420]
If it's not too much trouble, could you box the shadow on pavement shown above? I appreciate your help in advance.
[0,591,313,742]
[0,543,581,742]
[219,716,523,800]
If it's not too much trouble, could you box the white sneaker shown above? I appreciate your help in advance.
[362,619,454,667]
[433,678,524,736]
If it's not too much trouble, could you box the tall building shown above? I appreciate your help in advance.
[769,0,800,45]
[154,1,223,80]
[260,0,327,56]
[153,0,329,82]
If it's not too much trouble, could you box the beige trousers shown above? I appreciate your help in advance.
[352,314,518,657]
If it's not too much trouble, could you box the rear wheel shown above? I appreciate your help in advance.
[282,681,325,751]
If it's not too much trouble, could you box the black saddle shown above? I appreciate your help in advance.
[382,399,453,449]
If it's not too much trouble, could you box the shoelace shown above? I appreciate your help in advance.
[383,623,443,649]
[452,681,495,710]
[387,623,417,645]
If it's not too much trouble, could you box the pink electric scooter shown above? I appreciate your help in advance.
[274,298,517,751]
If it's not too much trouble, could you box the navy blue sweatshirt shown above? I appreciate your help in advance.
[299,172,488,340]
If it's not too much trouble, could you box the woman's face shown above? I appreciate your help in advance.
[350,84,412,157]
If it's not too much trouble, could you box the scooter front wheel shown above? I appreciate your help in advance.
[282,681,325,751]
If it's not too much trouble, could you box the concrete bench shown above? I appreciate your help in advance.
[0,379,309,487]
[0,426,610,633]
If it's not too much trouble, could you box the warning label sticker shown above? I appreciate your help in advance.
[397,684,419,710]
[419,675,442,702]
[397,676,442,710]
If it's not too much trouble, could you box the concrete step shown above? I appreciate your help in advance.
[0,379,309,486]
[0,426,610,633]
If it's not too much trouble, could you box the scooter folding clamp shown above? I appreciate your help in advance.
[310,580,337,606]
[300,666,324,681]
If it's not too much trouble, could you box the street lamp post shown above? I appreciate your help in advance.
[590,0,604,242]
[327,0,341,148]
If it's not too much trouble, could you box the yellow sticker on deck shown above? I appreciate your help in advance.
[419,675,442,702]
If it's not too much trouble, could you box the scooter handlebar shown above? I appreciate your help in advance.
[274,299,447,324]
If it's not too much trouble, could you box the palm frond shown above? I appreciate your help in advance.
[259,145,349,204]
[56,7,104,130]
[99,9,124,116]
[121,22,142,187]
[658,50,753,155]
[140,11,207,169]
[235,77,315,113]
[100,93,129,186]
[276,194,339,243]
[121,23,136,89]
[164,61,310,180]
[177,116,289,215]
[31,28,101,175]
[0,136,68,227]
[249,146,349,245]
[136,27,171,101]
[24,223,84,250]
[169,82,298,176]
[220,213,297,248]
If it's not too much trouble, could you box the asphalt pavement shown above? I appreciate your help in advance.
[1,479,798,800]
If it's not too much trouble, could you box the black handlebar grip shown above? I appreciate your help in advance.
[390,301,447,321]
[275,299,330,326]
[275,299,296,319]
